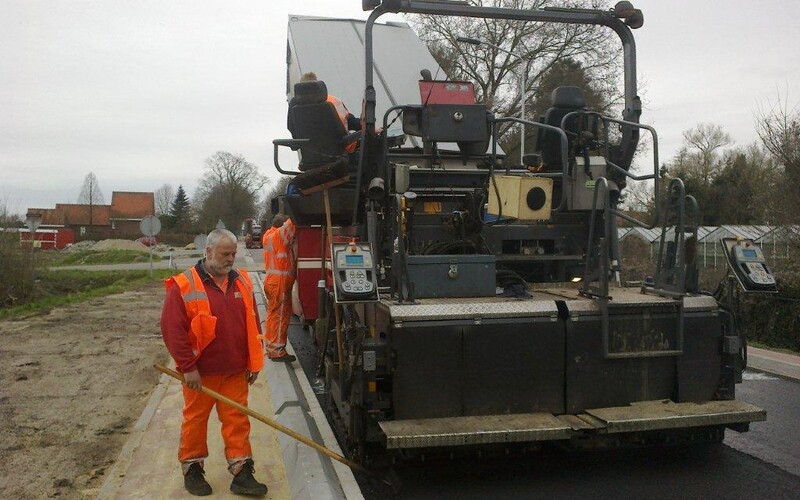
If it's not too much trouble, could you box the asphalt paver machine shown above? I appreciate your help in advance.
[273,0,768,461]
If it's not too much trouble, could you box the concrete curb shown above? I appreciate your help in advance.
[747,346,800,381]
[96,359,175,499]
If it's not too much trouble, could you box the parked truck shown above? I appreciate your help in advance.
[273,1,769,462]
[242,218,263,249]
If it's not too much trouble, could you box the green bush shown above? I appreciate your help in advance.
[0,232,35,308]
[737,261,800,352]
[620,237,800,353]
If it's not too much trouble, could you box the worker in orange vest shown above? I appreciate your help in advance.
[287,71,361,153]
[262,214,297,362]
[161,228,268,497]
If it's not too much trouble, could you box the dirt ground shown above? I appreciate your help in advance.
[0,282,168,499]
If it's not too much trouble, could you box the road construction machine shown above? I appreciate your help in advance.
[272,1,769,462]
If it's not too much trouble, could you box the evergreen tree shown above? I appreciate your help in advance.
[168,185,191,230]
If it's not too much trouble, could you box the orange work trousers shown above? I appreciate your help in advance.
[264,275,294,359]
[179,372,251,466]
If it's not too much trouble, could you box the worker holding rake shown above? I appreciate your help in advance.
[161,228,268,497]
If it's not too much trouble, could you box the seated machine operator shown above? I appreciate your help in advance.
[287,71,361,153]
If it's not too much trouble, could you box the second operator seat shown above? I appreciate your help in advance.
[288,80,359,190]
[537,86,588,171]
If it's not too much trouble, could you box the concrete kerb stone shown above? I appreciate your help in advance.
[97,358,175,499]
[247,250,363,500]
[746,346,800,381]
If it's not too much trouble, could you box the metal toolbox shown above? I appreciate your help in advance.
[406,254,496,298]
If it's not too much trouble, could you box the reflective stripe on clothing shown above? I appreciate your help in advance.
[164,266,264,373]
[263,218,296,278]
[264,275,294,358]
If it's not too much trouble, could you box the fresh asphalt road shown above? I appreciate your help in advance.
[726,370,800,476]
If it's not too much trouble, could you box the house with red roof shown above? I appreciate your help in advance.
[27,191,154,240]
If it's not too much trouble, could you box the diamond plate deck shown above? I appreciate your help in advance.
[379,286,718,322]
[379,297,559,321]
[585,400,766,433]
[379,413,571,449]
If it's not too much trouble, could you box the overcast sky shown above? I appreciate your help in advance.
[2,0,798,215]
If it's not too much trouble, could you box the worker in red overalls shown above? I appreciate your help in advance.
[261,214,297,362]
[161,228,268,497]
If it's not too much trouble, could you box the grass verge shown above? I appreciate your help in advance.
[0,269,174,321]
[43,249,162,266]
[748,340,800,356]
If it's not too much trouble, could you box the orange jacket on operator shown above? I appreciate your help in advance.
[327,95,358,153]
[165,267,264,373]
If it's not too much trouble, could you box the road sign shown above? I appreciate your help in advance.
[140,215,161,237]
[25,212,42,233]
[194,234,207,251]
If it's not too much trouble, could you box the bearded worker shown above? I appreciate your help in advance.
[160,228,268,497]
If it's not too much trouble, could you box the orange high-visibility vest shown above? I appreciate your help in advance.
[165,267,264,372]
[263,218,296,279]
[327,95,358,153]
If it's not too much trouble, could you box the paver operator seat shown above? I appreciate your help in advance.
[282,80,360,226]
[537,85,592,170]
[289,80,358,173]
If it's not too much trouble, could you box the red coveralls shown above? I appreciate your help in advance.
[262,218,297,359]
[161,264,264,475]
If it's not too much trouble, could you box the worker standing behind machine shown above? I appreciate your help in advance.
[262,214,297,362]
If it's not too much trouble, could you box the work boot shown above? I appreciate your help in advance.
[270,353,296,363]
[230,459,268,496]
[183,462,212,496]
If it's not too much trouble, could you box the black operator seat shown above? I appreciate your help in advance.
[537,86,587,170]
[289,80,355,173]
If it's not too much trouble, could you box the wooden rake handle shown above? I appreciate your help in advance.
[153,364,366,473]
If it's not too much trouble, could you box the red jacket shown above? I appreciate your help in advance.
[161,262,262,375]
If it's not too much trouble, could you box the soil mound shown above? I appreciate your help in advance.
[92,239,149,252]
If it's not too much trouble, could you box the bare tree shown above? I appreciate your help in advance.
[0,199,23,228]
[154,183,175,217]
[77,172,105,226]
[410,0,621,143]
[259,176,294,223]
[195,152,269,230]
[681,123,732,186]
[755,90,800,222]
[619,180,655,215]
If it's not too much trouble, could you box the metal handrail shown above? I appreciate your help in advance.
[272,139,306,176]
[559,110,663,230]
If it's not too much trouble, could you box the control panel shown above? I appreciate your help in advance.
[721,238,777,293]
[331,242,379,303]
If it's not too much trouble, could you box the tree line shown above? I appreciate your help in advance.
[154,151,292,239]
[410,1,799,225]
[623,95,800,227]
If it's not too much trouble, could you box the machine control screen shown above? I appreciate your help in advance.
[332,242,379,303]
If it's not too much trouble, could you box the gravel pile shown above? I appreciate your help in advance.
[92,239,149,252]
[63,240,96,252]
